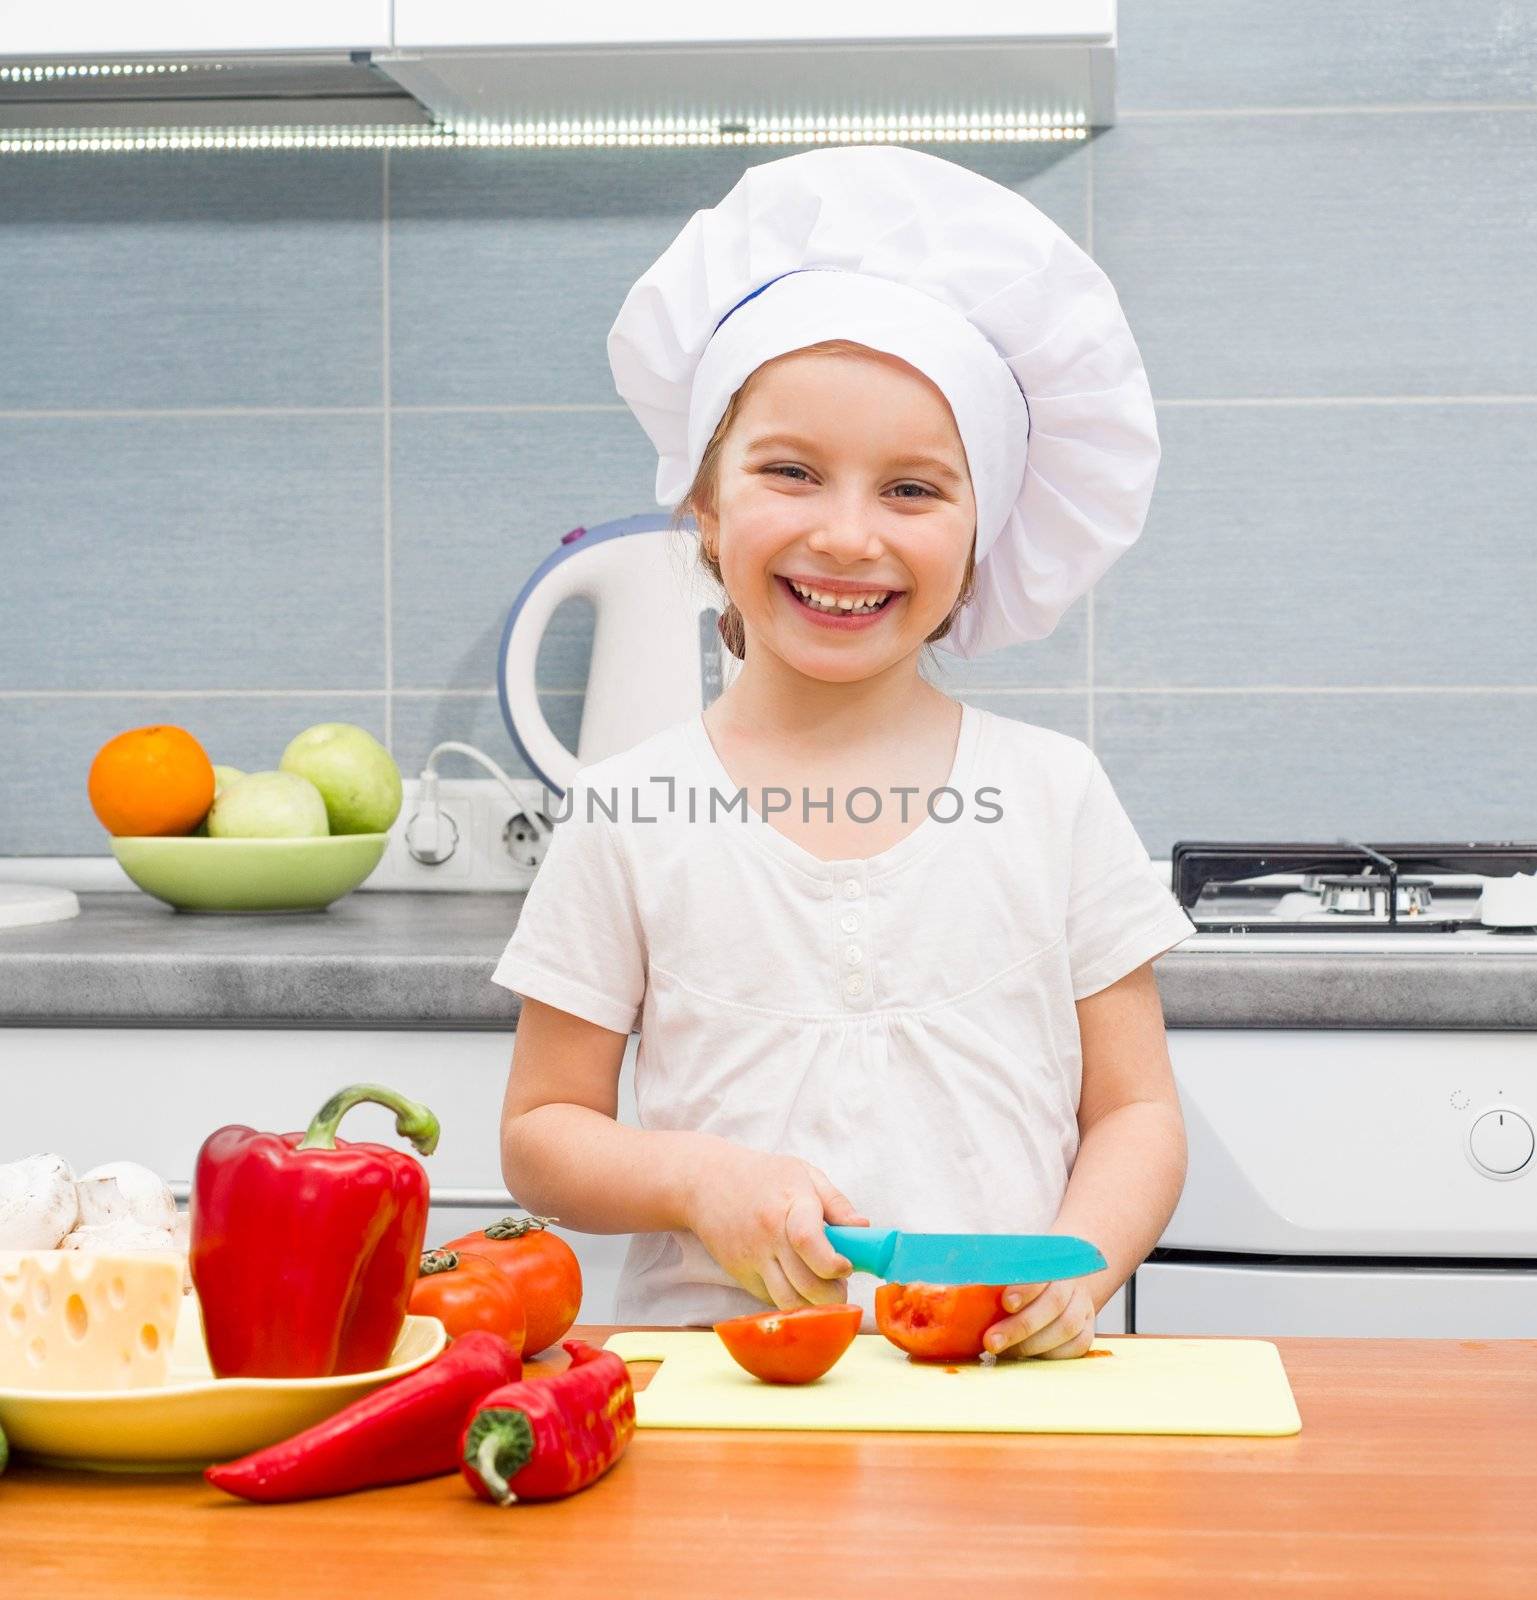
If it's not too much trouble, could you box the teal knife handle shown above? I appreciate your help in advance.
[824,1225,894,1276]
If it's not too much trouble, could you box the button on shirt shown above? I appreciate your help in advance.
[491,701,1196,1331]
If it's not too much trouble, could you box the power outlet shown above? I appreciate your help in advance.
[365,778,558,893]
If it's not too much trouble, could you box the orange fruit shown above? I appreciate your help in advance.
[88,725,216,837]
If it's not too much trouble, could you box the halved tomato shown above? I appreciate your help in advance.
[875,1283,1009,1361]
[714,1304,863,1384]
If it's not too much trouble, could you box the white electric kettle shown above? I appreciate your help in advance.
[498,513,742,794]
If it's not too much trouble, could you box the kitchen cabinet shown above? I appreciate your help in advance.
[0,2,392,57]
[380,4,1117,132]
[391,3,1112,49]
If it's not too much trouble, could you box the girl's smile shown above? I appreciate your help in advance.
[776,573,906,630]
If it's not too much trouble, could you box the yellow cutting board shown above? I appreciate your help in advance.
[604,1332,1301,1437]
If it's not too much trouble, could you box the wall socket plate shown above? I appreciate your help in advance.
[365,778,558,893]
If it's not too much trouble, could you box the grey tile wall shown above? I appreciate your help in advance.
[0,151,382,410]
[1,414,385,692]
[2,2,1534,858]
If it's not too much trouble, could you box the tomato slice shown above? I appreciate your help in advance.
[714,1304,863,1384]
[874,1283,1009,1361]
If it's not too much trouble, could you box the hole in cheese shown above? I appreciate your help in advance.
[108,1276,127,1310]
[1,1253,179,1391]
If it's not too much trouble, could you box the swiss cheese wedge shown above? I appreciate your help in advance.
[0,1250,181,1391]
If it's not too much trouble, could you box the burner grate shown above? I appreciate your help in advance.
[1171,841,1537,933]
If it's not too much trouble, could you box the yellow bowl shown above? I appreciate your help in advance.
[110,833,388,913]
[0,1293,446,1472]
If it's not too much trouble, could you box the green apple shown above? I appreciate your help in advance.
[208,771,329,839]
[194,766,248,837]
[278,723,402,835]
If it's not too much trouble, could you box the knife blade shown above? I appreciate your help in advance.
[823,1226,1105,1285]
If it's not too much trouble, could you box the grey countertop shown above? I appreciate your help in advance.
[2,891,1535,1030]
[0,892,524,1030]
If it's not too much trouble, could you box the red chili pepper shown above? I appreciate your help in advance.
[460,1340,635,1506]
[205,1330,523,1503]
[190,1082,439,1378]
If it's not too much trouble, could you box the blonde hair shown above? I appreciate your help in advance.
[669,339,978,664]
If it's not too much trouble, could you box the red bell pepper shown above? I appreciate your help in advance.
[460,1340,635,1505]
[190,1082,439,1378]
[205,1330,523,1503]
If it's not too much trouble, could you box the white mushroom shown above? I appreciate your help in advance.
[0,1153,79,1249]
[76,1162,178,1232]
[62,1217,192,1294]
[61,1220,179,1254]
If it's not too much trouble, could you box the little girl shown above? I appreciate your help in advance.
[492,146,1196,1358]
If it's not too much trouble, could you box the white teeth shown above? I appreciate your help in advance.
[788,580,893,614]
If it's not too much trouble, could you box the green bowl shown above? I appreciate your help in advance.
[110,834,389,913]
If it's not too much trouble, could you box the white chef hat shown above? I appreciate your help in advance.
[606,144,1161,658]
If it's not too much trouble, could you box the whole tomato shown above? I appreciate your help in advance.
[714,1304,863,1385]
[874,1283,1010,1362]
[438,1215,583,1357]
[408,1249,525,1356]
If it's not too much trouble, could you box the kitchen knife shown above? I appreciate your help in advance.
[823,1226,1106,1285]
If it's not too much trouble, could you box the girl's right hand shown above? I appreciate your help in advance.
[681,1140,870,1310]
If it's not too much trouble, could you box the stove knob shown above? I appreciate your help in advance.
[1467,1107,1534,1178]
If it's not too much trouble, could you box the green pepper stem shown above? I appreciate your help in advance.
[464,1409,534,1506]
[297,1083,441,1156]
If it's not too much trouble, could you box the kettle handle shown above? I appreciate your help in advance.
[499,550,587,794]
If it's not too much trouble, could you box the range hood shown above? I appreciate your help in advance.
[0,7,1117,154]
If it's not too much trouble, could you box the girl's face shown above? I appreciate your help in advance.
[696,347,976,683]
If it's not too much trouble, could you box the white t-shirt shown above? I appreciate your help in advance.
[491,700,1196,1330]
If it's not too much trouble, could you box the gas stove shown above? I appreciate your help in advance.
[1145,839,1536,1341]
[1169,840,1537,953]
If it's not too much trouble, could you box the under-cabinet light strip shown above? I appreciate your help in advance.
[0,61,208,82]
[0,115,1087,155]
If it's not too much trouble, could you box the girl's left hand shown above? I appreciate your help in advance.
[983,1279,1096,1359]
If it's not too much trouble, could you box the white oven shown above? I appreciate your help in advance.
[1137,1028,1536,1337]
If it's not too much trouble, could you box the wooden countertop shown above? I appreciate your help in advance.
[8,1331,1536,1598]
